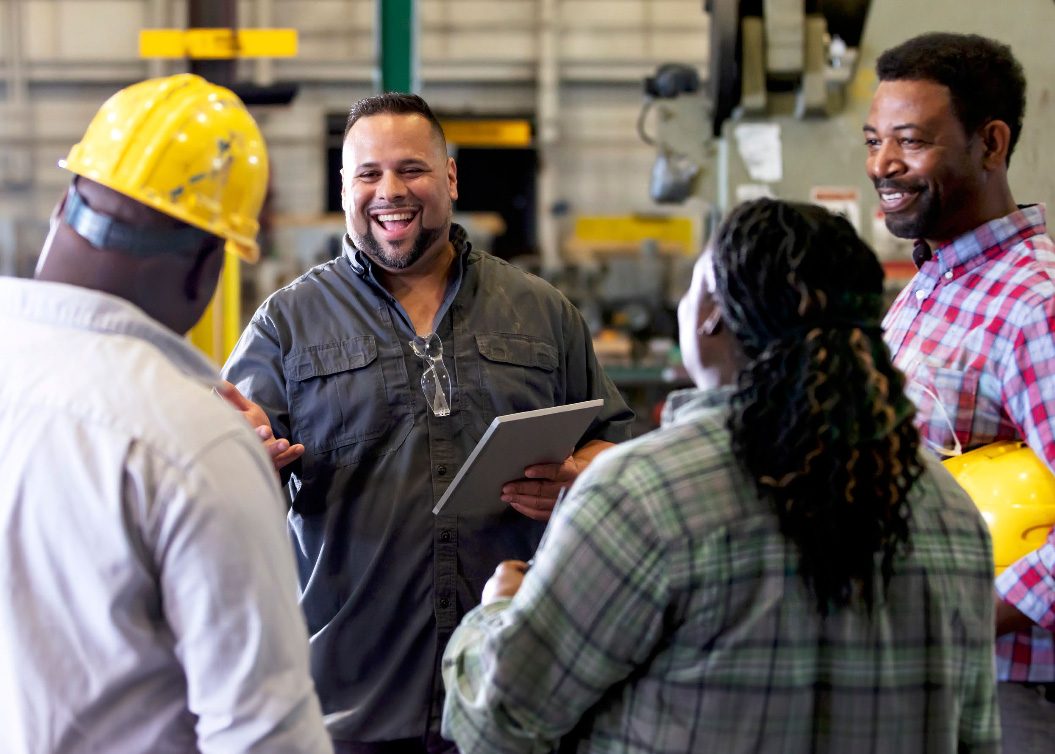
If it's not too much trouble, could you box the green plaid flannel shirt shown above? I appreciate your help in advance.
[442,387,999,753]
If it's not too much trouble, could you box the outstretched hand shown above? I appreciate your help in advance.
[217,380,305,472]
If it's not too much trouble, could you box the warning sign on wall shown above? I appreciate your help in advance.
[808,186,861,233]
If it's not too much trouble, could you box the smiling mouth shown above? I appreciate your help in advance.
[371,209,419,232]
[877,189,918,214]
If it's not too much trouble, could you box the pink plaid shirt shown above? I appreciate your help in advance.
[883,204,1055,681]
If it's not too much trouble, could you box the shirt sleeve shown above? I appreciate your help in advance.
[997,297,1055,630]
[1004,296,1055,467]
[994,526,1055,631]
[441,461,668,752]
[145,432,332,754]
[557,297,634,445]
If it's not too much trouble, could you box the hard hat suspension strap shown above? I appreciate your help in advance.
[64,182,212,258]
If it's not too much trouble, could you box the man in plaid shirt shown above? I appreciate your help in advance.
[868,32,1055,744]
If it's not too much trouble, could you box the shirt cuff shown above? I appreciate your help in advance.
[994,537,1055,630]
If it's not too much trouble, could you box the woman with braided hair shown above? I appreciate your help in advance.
[442,198,999,753]
[713,198,921,612]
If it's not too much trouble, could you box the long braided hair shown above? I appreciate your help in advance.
[713,199,922,612]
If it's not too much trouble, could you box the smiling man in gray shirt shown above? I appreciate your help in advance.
[223,92,633,753]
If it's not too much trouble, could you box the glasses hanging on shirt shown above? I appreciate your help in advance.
[902,354,964,458]
[410,332,453,417]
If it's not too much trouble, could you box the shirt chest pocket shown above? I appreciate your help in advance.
[909,362,984,456]
[473,333,562,415]
[284,337,412,469]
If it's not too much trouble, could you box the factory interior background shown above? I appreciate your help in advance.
[1,0,1054,433]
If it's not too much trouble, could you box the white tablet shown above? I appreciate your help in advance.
[431,399,605,516]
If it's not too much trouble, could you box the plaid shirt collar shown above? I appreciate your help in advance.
[661,385,734,426]
[917,204,1048,277]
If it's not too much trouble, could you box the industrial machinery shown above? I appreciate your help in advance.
[639,0,872,208]
[943,442,1055,575]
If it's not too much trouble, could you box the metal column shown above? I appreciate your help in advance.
[377,0,418,93]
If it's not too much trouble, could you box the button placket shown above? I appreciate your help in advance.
[432,513,459,630]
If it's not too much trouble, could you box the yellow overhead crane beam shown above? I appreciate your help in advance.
[438,119,533,148]
[138,27,298,365]
[139,29,298,59]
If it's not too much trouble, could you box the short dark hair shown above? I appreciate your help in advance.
[876,32,1026,164]
[343,92,447,149]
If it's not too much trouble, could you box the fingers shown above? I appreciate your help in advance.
[497,560,530,574]
[219,386,298,473]
[522,456,579,483]
[271,443,305,471]
[482,560,529,604]
[253,423,304,471]
[255,424,276,441]
[501,479,561,505]
[522,462,563,480]
[216,380,251,410]
[500,480,558,522]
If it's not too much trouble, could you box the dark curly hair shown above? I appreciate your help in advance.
[713,199,922,613]
[876,32,1026,165]
[343,92,447,150]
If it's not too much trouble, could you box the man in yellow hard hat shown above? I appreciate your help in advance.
[867,33,1055,745]
[0,74,332,753]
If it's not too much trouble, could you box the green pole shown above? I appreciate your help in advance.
[377,0,417,93]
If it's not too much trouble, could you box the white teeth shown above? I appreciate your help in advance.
[880,192,904,202]
[375,212,414,222]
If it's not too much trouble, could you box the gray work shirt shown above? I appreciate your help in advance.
[223,225,633,742]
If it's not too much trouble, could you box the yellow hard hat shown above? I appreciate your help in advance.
[943,441,1055,574]
[60,73,268,262]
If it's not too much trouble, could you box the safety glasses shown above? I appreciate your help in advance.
[410,332,453,417]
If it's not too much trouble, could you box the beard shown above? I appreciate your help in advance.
[357,223,444,269]
[876,181,945,240]
[348,211,449,270]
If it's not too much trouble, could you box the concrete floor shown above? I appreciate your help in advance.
[998,682,1055,752]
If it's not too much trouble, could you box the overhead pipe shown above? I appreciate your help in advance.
[147,0,167,78]
[2,0,32,183]
[535,0,561,273]
[189,0,236,86]
[254,0,276,86]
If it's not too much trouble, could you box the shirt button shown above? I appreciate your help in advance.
[439,598,450,609]
[439,529,451,543]
[944,270,953,280]
[437,464,448,476]
[915,289,926,301]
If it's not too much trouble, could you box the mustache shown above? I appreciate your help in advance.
[872,178,924,192]
[367,203,419,213]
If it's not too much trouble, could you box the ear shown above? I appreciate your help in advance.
[339,167,350,213]
[447,156,458,202]
[978,120,1012,170]
[183,241,225,302]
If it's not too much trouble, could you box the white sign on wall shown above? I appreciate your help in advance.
[809,186,861,233]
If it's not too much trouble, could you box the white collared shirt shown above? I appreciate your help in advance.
[0,278,332,754]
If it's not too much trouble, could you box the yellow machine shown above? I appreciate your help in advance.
[943,441,1055,574]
